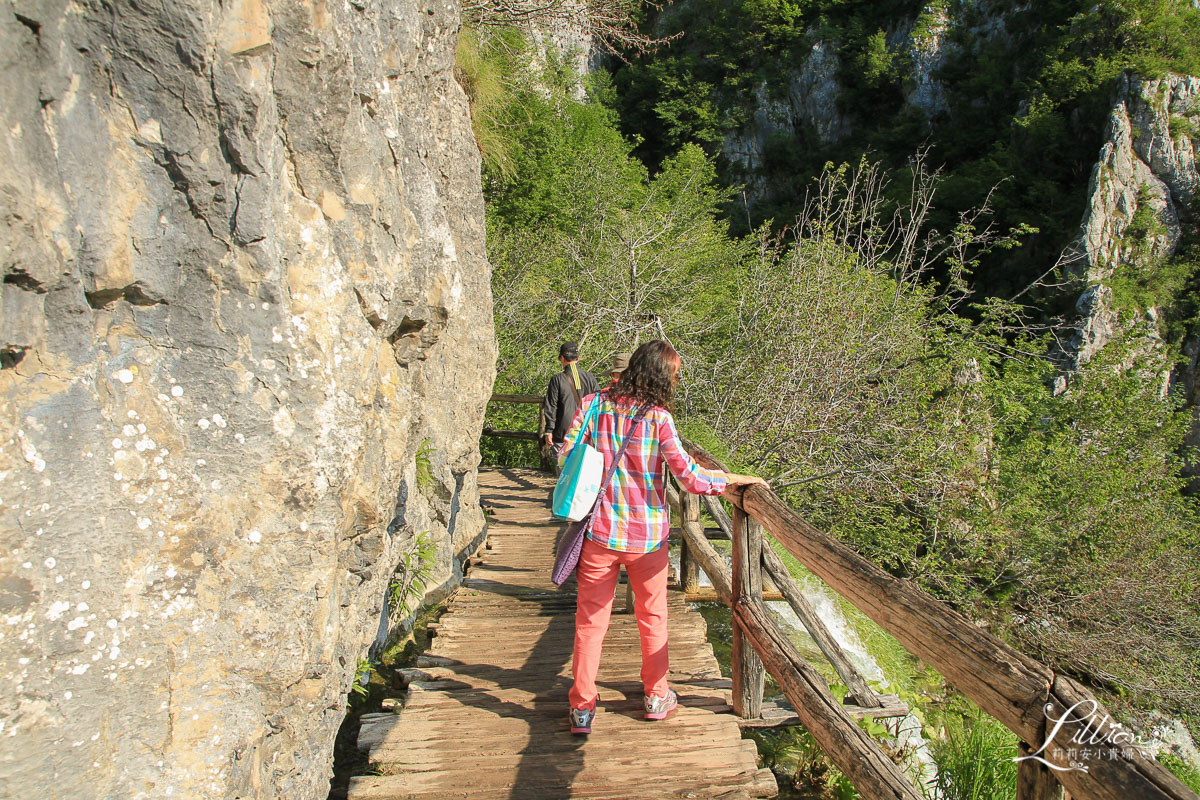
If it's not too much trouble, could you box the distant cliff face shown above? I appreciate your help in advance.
[0,1,494,798]
[1061,73,1199,378]
[1058,73,1200,479]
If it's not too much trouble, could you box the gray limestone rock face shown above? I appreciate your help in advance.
[896,4,952,119]
[720,40,849,209]
[722,82,797,201]
[789,41,850,145]
[524,2,600,92]
[0,1,495,798]
[1079,75,1196,285]
[1060,73,1198,380]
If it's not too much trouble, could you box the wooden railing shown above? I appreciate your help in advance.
[676,439,1199,800]
[481,393,554,471]
[476,397,1198,800]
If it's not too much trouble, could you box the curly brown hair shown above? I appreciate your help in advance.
[609,341,681,411]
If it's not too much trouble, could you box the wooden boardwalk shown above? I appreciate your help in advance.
[349,467,778,800]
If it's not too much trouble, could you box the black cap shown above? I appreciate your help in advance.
[559,342,579,360]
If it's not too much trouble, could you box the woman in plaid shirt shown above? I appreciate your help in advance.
[559,340,767,734]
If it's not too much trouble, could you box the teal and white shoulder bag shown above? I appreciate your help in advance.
[551,395,604,521]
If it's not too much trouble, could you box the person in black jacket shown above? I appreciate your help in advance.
[543,342,601,455]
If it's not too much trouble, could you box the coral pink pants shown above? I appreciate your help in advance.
[569,536,670,709]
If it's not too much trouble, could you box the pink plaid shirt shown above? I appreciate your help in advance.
[558,393,727,553]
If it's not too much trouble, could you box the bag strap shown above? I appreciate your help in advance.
[568,362,582,406]
[591,402,649,508]
[570,394,601,449]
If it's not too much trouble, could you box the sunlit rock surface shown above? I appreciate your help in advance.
[1061,74,1197,385]
[0,1,494,797]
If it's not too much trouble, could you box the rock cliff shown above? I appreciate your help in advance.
[719,3,973,208]
[719,37,847,200]
[1060,73,1198,383]
[0,1,495,798]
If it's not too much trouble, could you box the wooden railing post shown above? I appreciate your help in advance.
[537,405,555,472]
[731,505,765,719]
[1018,742,1064,800]
[693,469,883,710]
[680,492,701,594]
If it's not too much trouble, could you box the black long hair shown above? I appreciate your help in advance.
[609,341,680,411]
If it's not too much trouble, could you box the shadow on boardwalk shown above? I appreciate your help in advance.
[347,468,776,800]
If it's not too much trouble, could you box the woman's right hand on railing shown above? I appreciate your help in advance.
[722,473,769,497]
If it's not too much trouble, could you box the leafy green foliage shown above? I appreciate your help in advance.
[482,38,749,398]
[474,12,1200,748]
[972,340,1200,708]
[389,531,438,621]
[926,704,1018,800]
[351,658,372,698]
[414,438,436,495]
[1161,752,1200,794]
[480,401,543,468]
[455,27,527,176]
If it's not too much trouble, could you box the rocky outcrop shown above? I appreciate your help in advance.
[722,82,800,200]
[0,1,495,798]
[1078,74,1196,284]
[719,3,987,207]
[896,3,952,119]
[1058,73,1197,387]
[790,40,851,144]
[720,39,848,206]
[526,2,601,90]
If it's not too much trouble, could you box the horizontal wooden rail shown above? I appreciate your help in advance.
[668,526,729,541]
[675,435,1196,800]
[484,393,553,470]
[480,427,539,441]
[489,393,542,404]
[683,587,785,603]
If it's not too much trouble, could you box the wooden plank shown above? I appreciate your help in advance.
[371,737,757,765]
[351,756,769,793]
[685,587,785,603]
[738,484,1052,743]
[734,597,923,800]
[363,710,745,742]
[738,695,910,728]
[732,507,765,719]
